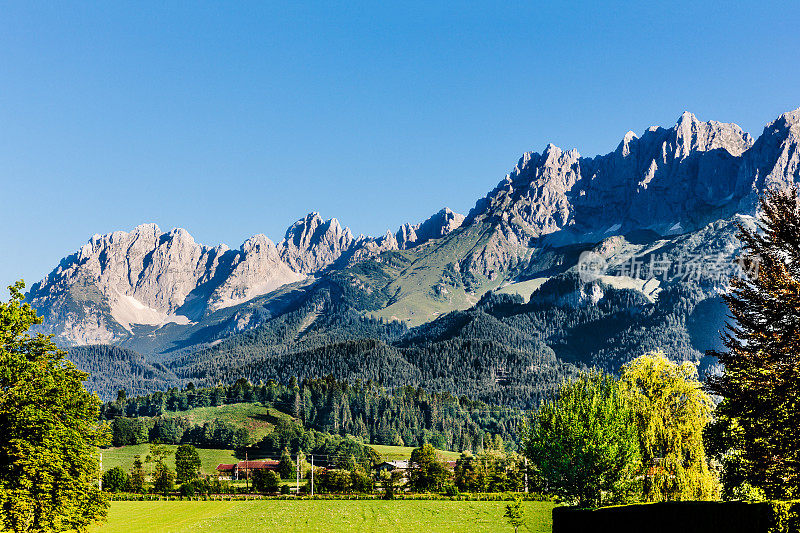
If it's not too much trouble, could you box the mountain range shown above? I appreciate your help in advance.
[25,107,800,401]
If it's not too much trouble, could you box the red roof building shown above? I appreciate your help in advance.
[216,460,280,480]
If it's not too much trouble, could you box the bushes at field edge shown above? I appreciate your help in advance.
[552,501,800,533]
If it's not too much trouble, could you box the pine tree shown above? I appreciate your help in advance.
[278,447,294,479]
[130,455,146,493]
[708,187,800,498]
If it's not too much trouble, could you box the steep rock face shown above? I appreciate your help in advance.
[461,109,799,278]
[27,224,305,344]
[27,224,230,338]
[736,108,800,211]
[208,234,304,311]
[277,213,356,273]
[396,208,465,249]
[468,112,755,239]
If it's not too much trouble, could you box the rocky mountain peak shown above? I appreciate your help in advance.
[468,110,762,239]
[737,106,800,201]
[26,107,800,349]
[241,233,276,253]
[278,212,357,274]
[395,207,465,249]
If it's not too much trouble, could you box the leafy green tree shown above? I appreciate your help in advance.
[409,443,450,493]
[454,452,482,492]
[278,447,294,479]
[380,469,404,499]
[504,496,525,533]
[174,444,201,483]
[102,467,130,493]
[708,187,800,498]
[178,482,195,497]
[252,469,281,494]
[319,469,352,493]
[147,442,172,465]
[129,455,146,493]
[523,371,639,508]
[0,281,109,531]
[152,462,175,495]
[621,351,718,501]
[350,465,373,493]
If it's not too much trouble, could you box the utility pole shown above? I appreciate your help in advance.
[310,455,314,496]
[524,457,528,494]
[296,453,300,495]
[245,451,249,493]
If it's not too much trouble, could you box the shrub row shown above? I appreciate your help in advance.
[108,492,552,502]
[552,501,800,533]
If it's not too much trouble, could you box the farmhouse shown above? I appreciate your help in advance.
[216,460,280,480]
[374,460,409,474]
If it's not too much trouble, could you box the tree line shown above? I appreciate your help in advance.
[103,376,525,453]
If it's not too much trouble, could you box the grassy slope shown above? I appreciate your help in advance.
[366,226,506,327]
[101,444,237,476]
[368,445,461,461]
[92,500,555,533]
[161,402,294,444]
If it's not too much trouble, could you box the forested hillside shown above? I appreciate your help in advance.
[103,377,523,455]
[77,266,722,409]
[68,345,180,399]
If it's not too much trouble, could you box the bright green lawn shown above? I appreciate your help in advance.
[367,444,461,461]
[101,445,237,476]
[92,500,555,533]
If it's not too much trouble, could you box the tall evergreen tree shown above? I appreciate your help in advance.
[129,456,146,493]
[708,187,800,498]
[278,447,294,480]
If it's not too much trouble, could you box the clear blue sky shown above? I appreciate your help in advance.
[1,1,799,296]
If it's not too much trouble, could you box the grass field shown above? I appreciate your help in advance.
[101,444,237,475]
[92,500,555,532]
[162,402,293,443]
[367,444,461,461]
[102,441,460,477]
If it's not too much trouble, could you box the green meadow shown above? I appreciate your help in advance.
[162,402,293,443]
[101,444,237,476]
[367,444,461,461]
[92,500,556,533]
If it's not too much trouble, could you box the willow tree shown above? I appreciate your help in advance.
[708,187,800,498]
[0,282,108,531]
[621,351,718,501]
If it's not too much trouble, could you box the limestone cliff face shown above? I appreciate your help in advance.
[277,213,356,274]
[208,234,304,312]
[395,208,465,249]
[460,109,799,279]
[27,108,800,346]
[26,224,304,344]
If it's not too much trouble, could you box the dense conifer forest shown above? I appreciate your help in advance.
[102,377,524,455]
[72,271,717,409]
